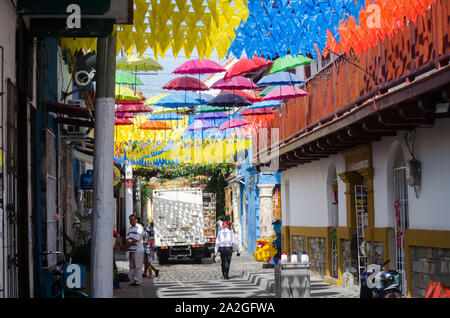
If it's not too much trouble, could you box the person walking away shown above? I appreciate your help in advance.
[214,221,239,279]
[143,225,159,278]
[113,230,121,289]
[124,214,144,286]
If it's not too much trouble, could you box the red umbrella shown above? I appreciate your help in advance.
[162,76,209,91]
[219,90,262,103]
[114,118,134,125]
[173,58,226,75]
[240,108,274,116]
[211,76,257,90]
[224,57,271,79]
[116,104,152,113]
[115,111,135,119]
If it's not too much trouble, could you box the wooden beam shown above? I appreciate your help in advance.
[363,118,409,132]
[348,125,392,139]
[300,147,328,158]
[309,143,338,155]
[378,112,434,127]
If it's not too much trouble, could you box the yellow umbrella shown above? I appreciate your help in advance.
[116,54,163,71]
[152,106,190,114]
[143,93,169,106]
[115,86,144,102]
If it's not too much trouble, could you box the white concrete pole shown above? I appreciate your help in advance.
[257,184,275,239]
[90,33,116,298]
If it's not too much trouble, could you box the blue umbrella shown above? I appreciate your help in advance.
[256,71,304,86]
[153,91,212,108]
[194,112,229,121]
[246,100,282,109]
[147,113,183,121]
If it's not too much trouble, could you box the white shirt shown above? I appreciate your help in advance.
[126,223,144,252]
[215,228,238,254]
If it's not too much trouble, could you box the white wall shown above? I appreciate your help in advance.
[372,118,450,230]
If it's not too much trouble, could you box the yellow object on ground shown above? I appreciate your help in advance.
[253,238,278,262]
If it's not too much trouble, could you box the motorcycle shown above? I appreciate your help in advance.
[360,259,402,298]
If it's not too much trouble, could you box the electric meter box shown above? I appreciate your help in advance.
[405,159,421,186]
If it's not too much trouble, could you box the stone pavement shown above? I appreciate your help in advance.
[113,252,359,298]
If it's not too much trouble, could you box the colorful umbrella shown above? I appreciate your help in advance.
[240,108,274,116]
[115,86,144,102]
[224,57,271,79]
[219,90,261,103]
[115,118,134,125]
[148,113,183,121]
[139,120,171,130]
[116,104,152,113]
[262,85,308,101]
[268,54,313,75]
[186,120,218,132]
[194,112,229,121]
[248,100,282,109]
[152,106,191,114]
[153,91,210,108]
[115,111,135,119]
[219,118,250,130]
[211,76,257,90]
[257,71,304,86]
[144,93,169,106]
[195,105,231,113]
[259,86,278,97]
[162,76,209,91]
[116,55,163,72]
[173,58,226,75]
[207,93,252,107]
[115,71,144,85]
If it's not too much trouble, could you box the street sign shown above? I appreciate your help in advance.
[80,170,93,190]
[113,166,121,186]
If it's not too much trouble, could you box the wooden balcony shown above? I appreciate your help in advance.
[254,0,450,165]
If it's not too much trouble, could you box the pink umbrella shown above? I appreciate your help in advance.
[115,111,135,119]
[211,76,257,90]
[262,85,308,101]
[173,58,226,75]
[114,118,134,126]
[240,108,274,116]
[116,104,152,113]
[219,118,250,130]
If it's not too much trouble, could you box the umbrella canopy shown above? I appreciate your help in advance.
[248,100,282,109]
[115,71,144,85]
[268,54,313,75]
[143,93,169,106]
[186,120,218,131]
[116,54,163,71]
[152,106,191,114]
[147,113,183,121]
[257,71,304,86]
[195,105,231,113]
[224,57,271,79]
[162,76,209,91]
[115,86,144,101]
[115,111,135,119]
[219,118,250,130]
[173,58,226,75]
[211,76,257,90]
[219,90,261,103]
[116,104,152,113]
[259,86,278,97]
[115,118,134,125]
[139,120,171,130]
[262,85,308,101]
[207,93,251,107]
[240,108,274,116]
[194,112,229,121]
[153,91,210,108]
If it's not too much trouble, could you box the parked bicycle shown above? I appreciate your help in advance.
[41,251,89,298]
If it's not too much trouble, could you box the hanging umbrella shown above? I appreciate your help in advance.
[139,120,171,130]
[219,90,261,103]
[240,108,274,116]
[194,112,229,121]
[116,104,152,113]
[219,118,250,130]
[152,106,191,114]
[224,56,271,79]
[115,86,144,102]
[211,76,257,90]
[115,111,135,119]
[144,93,169,106]
[259,86,278,97]
[173,58,226,75]
[257,71,304,86]
[153,91,211,108]
[115,118,134,125]
[208,93,252,107]
[268,54,313,75]
[186,121,218,132]
[247,100,282,109]
[115,71,144,85]
[262,85,308,101]
[116,55,163,71]
[195,105,231,114]
[148,113,183,121]
[162,76,209,91]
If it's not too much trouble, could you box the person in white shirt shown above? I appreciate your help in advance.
[214,221,239,279]
[124,214,144,286]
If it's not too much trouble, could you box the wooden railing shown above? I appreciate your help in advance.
[255,0,450,157]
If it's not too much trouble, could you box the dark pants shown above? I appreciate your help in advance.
[219,247,233,279]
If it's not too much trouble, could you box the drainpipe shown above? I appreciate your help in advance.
[90,33,116,298]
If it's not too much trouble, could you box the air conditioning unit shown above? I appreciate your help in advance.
[63,99,87,134]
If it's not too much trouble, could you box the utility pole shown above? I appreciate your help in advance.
[90,32,116,298]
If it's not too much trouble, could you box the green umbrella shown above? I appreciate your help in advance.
[116,54,163,71]
[258,86,278,97]
[115,71,144,85]
[268,54,313,75]
[195,105,232,114]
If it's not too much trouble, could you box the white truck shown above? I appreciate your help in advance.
[152,188,216,264]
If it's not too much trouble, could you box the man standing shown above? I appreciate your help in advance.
[214,221,239,280]
[124,214,144,286]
